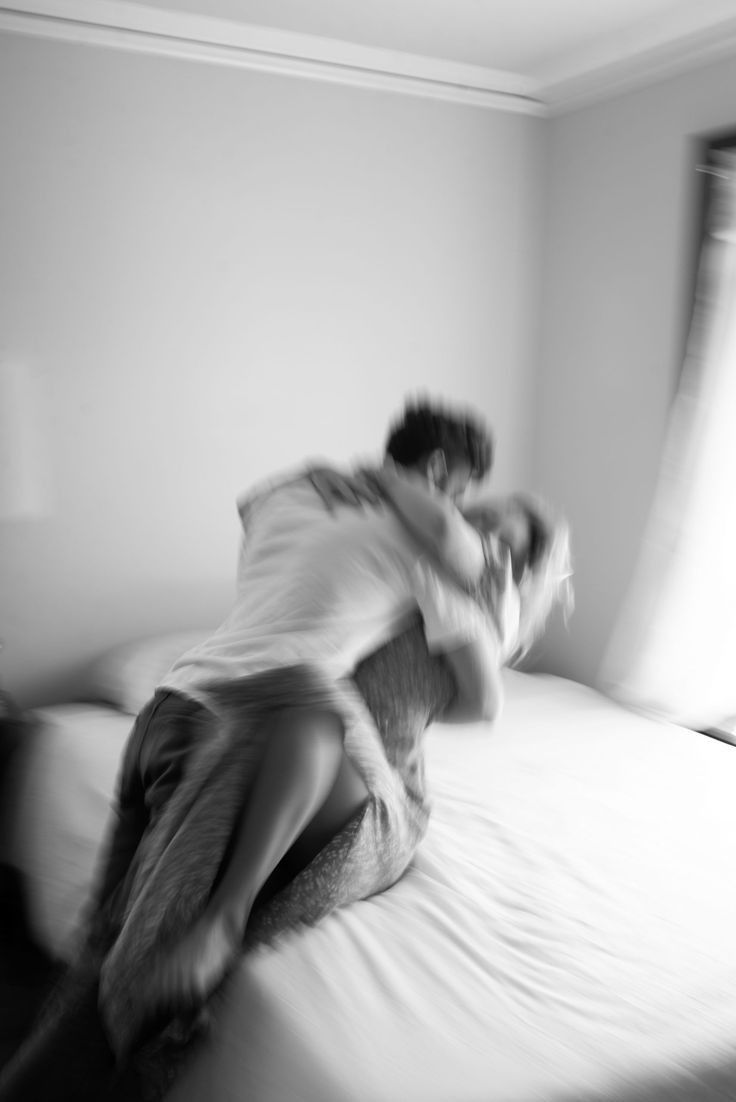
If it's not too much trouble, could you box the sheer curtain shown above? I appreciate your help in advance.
[601,150,736,735]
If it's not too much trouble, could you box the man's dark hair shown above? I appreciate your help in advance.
[384,399,493,479]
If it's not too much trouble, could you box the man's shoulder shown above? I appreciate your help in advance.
[237,462,331,532]
[236,463,314,514]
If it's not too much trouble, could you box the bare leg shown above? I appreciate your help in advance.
[151,707,368,1005]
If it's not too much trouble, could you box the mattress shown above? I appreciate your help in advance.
[4,703,133,960]
[7,673,736,1101]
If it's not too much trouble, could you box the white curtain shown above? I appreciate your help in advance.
[600,151,736,734]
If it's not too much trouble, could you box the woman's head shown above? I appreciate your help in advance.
[464,493,574,663]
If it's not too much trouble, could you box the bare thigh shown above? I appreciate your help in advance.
[291,747,369,867]
[258,731,370,901]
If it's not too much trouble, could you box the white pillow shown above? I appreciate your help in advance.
[705,717,736,746]
[87,630,212,715]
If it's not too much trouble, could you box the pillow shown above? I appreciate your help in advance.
[87,630,212,715]
[704,717,736,746]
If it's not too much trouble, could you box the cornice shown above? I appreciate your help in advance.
[0,1,546,115]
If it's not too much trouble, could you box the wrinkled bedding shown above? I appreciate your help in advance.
[7,671,736,1101]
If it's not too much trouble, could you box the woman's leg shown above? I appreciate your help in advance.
[152,706,369,1004]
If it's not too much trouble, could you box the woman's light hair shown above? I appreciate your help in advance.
[464,493,574,665]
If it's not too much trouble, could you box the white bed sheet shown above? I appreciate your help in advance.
[8,674,736,1101]
[4,703,132,960]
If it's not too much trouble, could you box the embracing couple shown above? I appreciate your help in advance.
[0,397,572,1101]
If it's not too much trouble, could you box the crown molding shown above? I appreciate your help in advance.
[4,0,736,117]
[0,1,546,116]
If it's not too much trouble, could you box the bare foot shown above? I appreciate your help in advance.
[150,912,241,1012]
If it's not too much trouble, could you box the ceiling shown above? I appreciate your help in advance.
[4,0,736,110]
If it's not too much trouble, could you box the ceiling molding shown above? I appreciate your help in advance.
[3,0,736,116]
[0,1,546,116]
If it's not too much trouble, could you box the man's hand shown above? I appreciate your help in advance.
[308,466,385,513]
[374,463,486,586]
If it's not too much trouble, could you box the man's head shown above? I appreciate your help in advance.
[384,399,493,502]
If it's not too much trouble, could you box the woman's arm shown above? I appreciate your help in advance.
[375,465,486,587]
[439,634,504,724]
[412,559,505,724]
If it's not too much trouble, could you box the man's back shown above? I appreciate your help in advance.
[162,478,427,701]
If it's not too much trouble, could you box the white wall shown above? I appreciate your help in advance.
[0,32,543,705]
[534,55,736,686]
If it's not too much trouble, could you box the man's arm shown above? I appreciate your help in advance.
[413,559,505,725]
[374,465,486,587]
[439,635,504,724]
[375,467,522,655]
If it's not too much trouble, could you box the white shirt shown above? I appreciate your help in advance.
[160,475,490,705]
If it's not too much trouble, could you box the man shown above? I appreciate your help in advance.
[91,398,492,919]
[0,397,495,1101]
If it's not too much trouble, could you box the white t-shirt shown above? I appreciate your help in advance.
[160,475,491,705]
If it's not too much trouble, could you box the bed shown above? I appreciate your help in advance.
[4,637,736,1102]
